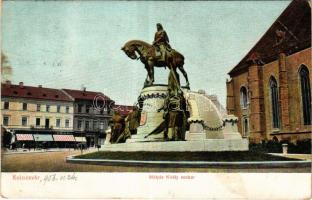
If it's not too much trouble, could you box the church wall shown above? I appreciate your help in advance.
[227,48,312,143]
[262,59,281,141]
[281,47,311,142]
[226,71,249,139]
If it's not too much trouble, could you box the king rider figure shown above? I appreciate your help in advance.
[153,23,171,60]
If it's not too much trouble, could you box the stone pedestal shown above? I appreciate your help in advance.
[185,119,206,140]
[282,143,288,155]
[126,85,168,143]
[101,139,249,152]
[222,115,242,139]
[101,87,249,152]
[104,128,112,145]
[185,91,224,140]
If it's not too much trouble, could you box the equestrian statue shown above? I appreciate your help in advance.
[121,23,190,88]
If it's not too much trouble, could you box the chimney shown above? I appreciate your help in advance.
[82,87,86,92]
[19,82,24,88]
[5,80,11,85]
[38,85,42,88]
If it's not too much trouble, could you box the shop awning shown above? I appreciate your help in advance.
[75,137,87,142]
[33,134,53,142]
[53,135,75,142]
[16,134,34,141]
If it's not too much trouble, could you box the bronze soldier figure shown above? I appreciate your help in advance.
[144,70,187,141]
[110,111,125,143]
[125,106,141,135]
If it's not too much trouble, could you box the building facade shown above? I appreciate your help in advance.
[226,0,311,143]
[1,82,74,147]
[62,88,114,147]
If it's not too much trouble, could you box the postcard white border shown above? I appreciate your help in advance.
[1,172,311,199]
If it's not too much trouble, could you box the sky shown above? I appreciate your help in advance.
[2,1,290,106]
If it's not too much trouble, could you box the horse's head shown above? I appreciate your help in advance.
[121,45,138,60]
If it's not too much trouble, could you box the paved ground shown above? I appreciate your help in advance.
[270,153,312,161]
[1,150,310,172]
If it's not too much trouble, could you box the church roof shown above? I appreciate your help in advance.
[228,0,311,76]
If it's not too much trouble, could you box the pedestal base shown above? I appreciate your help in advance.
[132,85,168,142]
[126,134,164,143]
[101,139,249,152]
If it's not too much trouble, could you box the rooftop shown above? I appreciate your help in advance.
[229,0,311,76]
[1,82,73,102]
[62,88,112,101]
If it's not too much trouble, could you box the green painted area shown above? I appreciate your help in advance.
[33,134,54,142]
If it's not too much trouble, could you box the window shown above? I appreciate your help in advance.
[66,106,69,113]
[45,118,50,129]
[86,105,91,113]
[37,104,41,111]
[78,104,83,113]
[57,105,61,113]
[22,117,28,126]
[85,121,90,130]
[272,136,278,142]
[56,119,61,128]
[36,118,40,126]
[65,119,70,128]
[270,77,280,128]
[104,120,108,129]
[4,102,9,110]
[242,117,249,137]
[240,87,248,108]
[93,121,98,130]
[22,103,27,111]
[46,105,50,112]
[100,121,104,130]
[299,66,311,125]
[3,116,9,126]
[78,119,83,130]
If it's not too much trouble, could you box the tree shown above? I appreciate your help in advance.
[1,52,13,83]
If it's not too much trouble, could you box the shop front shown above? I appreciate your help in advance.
[75,136,87,149]
[33,134,54,149]
[85,132,105,148]
[53,134,76,148]
[14,134,34,149]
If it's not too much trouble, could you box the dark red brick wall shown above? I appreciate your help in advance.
[227,47,312,143]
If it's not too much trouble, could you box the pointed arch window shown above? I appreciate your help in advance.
[299,66,311,125]
[240,86,248,108]
[270,77,280,128]
[242,117,249,137]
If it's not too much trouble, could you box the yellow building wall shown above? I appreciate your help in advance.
[1,97,74,131]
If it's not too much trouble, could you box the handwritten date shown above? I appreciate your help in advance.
[40,173,77,184]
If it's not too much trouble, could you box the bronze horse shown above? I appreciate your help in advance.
[121,40,190,88]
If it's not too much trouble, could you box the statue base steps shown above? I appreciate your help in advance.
[100,139,249,152]
[126,133,164,143]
